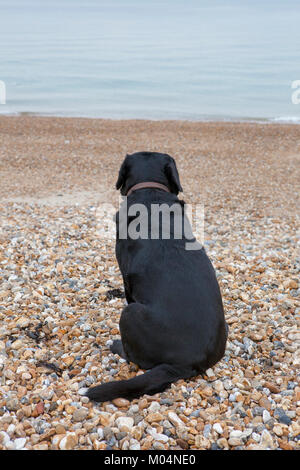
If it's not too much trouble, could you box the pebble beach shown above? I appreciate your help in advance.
[0,115,299,450]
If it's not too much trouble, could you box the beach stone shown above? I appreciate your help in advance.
[131,425,143,441]
[205,368,215,378]
[35,402,44,416]
[138,398,149,410]
[146,412,164,423]
[213,423,223,434]
[33,443,49,450]
[147,427,169,443]
[153,441,166,450]
[278,440,294,451]
[213,380,224,393]
[160,398,174,406]
[6,398,20,411]
[167,411,184,428]
[148,401,161,412]
[115,417,134,433]
[0,431,11,447]
[112,398,130,408]
[116,431,127,441]
[228,437,243,447]
[198,410,209,421]
[59,433,78,450]
[203,424,212,438]
[264,382,280,394]
[176,438,189,449]
[133,414,144,425]
[259,397,271,410]
[11,340,23,350]
[129,439,141,450]
[274,408,292,425]
[13,437,27,450]
[16,317,30,328]
[217,437,229,449]
[260,430,274,449]
[273,425,284,437]
[252,406,264,417]
[262,410,271,423]
[195,435,211,449]
[229,430,243,439]
[72,408,89,422]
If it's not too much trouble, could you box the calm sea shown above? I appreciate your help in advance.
[0,0,300,121]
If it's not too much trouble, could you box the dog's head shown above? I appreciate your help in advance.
[116,151,183,196]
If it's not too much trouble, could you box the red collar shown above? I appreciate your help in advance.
[126,182,170,196]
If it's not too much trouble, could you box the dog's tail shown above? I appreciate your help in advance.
[85,364,193,403]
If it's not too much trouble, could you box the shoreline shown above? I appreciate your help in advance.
[1,111,300,125]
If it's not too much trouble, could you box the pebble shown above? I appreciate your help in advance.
[217,437,229,449]
[274,408,292,425]
[148,401,161,413]
[0,135,299,452]
[146,412,164,423]
[203,424,212,438]
[212,423,223,434]
[13,437,27,450]
[229,430,243,439]
[72,408,89,422]
[112,398,130,408]
[264,382,280,394]
[59,433,78,450]
[262,410,271,423]
[6,398,20,412]
[115,417,134,433]
[228,437,243,447]
[147,428,169,443]
[167,411,184,428]
[260,430,274,449]
[129,439,141,450]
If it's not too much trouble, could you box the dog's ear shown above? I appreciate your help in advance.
[164,158,183,194]
[116,157,129,191]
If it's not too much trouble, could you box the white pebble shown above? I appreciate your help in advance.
[13,437,27,450]
[167,411,184,428]
[229,430,243,439]
[206,368,215,377]
[115,417,134,432]
[148,401,160,413]
[0,431,11,447]
[148,427,169,443]
[252,432,261,443]
[7,424,16,436]
[263,409,271,423]
[213,423,223,434]
[129,439,140,450]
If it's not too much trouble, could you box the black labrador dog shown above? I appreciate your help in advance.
[86,151,228,402]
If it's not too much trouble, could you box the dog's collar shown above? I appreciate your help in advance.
[126,182,170,197]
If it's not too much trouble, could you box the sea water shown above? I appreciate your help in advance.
[0,0,300,121]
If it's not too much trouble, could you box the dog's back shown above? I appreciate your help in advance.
[86,152,228,403]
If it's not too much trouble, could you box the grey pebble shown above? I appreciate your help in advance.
[5,398,20,411]
[160,398,174,406]
[133,414,144,425]
[252,406,264,416]
[203,424,212,438]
